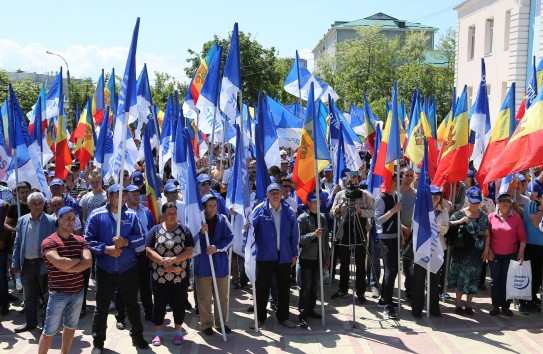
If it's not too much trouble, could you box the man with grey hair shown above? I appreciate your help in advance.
[11,191,57,332]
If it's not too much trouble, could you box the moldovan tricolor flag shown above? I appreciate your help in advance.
[433,86,469,187]
[477,83,516,192]
[292,83,331,204]
[484,81,543,183]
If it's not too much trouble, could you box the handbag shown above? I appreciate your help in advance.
[506,260,532,300]
[445,223,474,250]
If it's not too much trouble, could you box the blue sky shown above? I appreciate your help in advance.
[0,0,459,83]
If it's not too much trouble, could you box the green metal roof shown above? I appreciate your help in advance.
[332,12,438,31]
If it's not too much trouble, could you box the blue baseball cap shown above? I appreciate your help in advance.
[197,174,211,183]
[107,184,124,194]
[132,171,144,186]
[430,185,442,194]
[466,186,482,203]
[202,194,217,204]
[324,165,333,172]
[467,170,475,178]
[306,192,318,203]
[125,184,140,193]
[58,206,76,218]
[49,178,65,187]
[266,183,281,193]
[164,183,178,193]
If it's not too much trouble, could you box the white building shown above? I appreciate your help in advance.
[455,0,542,121]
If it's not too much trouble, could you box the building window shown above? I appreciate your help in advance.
[485,19,494,55]
[467,86,474,108]
[504,10,511,51]
[501,82,508,102]
[468,26,476,60]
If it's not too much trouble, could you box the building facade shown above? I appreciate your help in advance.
[312,13,438,71]
[455,0,542,121]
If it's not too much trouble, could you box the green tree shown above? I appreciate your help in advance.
[150,71,187,109]
[185,30,287,105]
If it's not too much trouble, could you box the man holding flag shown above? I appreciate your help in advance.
[251,183,299,329]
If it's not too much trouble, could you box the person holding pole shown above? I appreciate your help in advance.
[146,202,194,346]
[297,192,329,329]
[195,194,233,336]
[84,184,148,353]
[250,183,299,329]
[374,174,402,319]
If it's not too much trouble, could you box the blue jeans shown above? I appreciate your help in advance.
[43,289,84,336]
[489,253,516,309]
[366,236,381,288]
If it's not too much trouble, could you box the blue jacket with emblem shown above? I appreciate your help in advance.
[194,213,233,278]
[84,204,145,274]
[252,199,299,264]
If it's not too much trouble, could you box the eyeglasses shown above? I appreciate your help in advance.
[498,199,512,203]
[199,182,211,186]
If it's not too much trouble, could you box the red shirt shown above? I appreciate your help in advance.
[488,211,527,255]
[41,233,88,294]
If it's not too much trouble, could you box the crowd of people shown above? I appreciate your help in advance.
[0,147,541,354]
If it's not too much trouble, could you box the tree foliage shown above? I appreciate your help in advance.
[185,30,290,105]
[315,25,456,122]
[150,71,188,109]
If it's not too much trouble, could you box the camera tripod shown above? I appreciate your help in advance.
[330,200,380,328]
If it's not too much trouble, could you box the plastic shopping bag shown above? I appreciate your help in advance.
[506,260,532,301]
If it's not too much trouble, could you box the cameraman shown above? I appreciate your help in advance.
[329,171,375,303]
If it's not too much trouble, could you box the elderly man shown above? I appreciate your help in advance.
[11,192,57,332]
[49,178,81,218]
[84,184,148,353]
[38,207,92,354]
[251,183,299,329]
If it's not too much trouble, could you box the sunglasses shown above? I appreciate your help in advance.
[199,182,211,186]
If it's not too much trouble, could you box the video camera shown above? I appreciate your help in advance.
[344,181,362,206]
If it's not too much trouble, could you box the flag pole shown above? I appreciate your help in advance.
[426,265,430,318]
[115,111,130,237]
[208,107,218,176]
[313,124,326,327]
[443,183,456,301]
[201,210,227,341]
[226,215,233,323]
[13,146,21,219]
[396,159,402,314]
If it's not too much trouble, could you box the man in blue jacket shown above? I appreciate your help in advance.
[251,183,299,329]
[194,194,233,336]
[84,184,149,353]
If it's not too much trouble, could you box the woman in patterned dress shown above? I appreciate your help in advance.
[146,202,194,346]
[448,187,490,315]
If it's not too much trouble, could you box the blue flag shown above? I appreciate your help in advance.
[220,23,241,123]
[367,125,383,198]
[412,141,443,273]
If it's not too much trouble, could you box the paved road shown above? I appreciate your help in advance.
[1,276,542,353]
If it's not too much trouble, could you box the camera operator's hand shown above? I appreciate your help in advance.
[332,185,341,195]
[355,204,362,215]
[335,206,345,215]
[314,228,323,238]
[391,202,402,214]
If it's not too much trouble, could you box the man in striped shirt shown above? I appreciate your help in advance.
[38,207,92,354]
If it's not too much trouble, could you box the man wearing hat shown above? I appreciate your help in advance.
[38,207,92,353]
[84,184,149,352]
[329,170,375,303]
[113,185,156,325]
[251,183,299,329]
[198,174,228,216]
[194,194,234,335]
[131,171,147,203]
[11,192,57,333]
[49,178,81,218]
[297,192,329,328]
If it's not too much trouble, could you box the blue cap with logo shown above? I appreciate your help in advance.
[466,186,482,203]
[164,183,178,193]
[49,178,65,187]
[202,194,217,204]
[132,171,144,186]
[107,184,124,194]
[266,183,281,193]
[125,184,140,192]
[197,174,211,183]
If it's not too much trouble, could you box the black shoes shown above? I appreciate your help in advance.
[384,304,398,319]
[116,321,126,330]
[489,307,499,316]
[14,323,37,333]
[306,310,322,319]
[299,314,308,329]
[501,307,513,316]
[247,306,254,313]
[214,325,232,334]
[464,307,474,316]
[91,346,103,354]
[357,296,367,304]
[7,293,19,302]
[203,327,214,336]
[331,291,348,300]
[132,336,150,349]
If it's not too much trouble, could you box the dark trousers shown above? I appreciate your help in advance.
[82,267,90,310]
[297,259,319,313]
[489,253,516,309]
[523,244,543,303]
[255,260,291,323]
[236,254,249,286]
[411,263,441,314]
[379,238,398,304]
[92,266,143,347]
[366,236,381,288]
[337,244,366,296]
[403,257,414,297]
[438,249,448,293]
[0,250,8,310]
[115,252,153,321]
[152,282,188,326]
[21,260,48,327]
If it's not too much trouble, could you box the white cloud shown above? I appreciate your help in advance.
[0,39,187,83]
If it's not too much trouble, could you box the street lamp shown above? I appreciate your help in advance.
[46,50,71,125]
